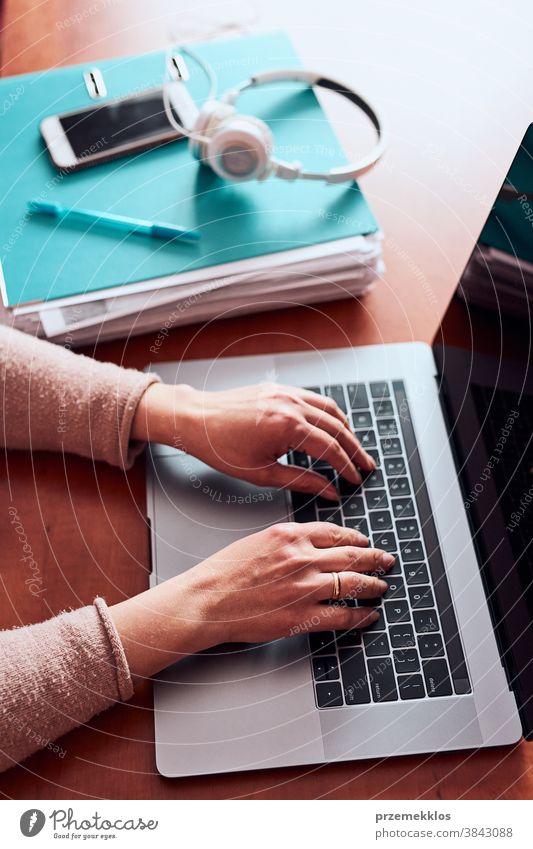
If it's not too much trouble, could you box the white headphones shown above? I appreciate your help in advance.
[185,69,386,184]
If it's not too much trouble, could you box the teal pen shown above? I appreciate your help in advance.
[28,200,201,243]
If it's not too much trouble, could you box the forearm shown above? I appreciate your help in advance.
[0,599,133,773]
[0,325,159,468]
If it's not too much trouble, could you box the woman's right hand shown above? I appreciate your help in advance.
[110,523,395,679]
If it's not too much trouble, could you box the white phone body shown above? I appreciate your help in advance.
[39,83,199,171]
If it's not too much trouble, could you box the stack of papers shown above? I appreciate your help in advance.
[0,31,383,346]
[11,233,382,345]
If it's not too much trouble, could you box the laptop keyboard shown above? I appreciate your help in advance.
[288,379,471,709]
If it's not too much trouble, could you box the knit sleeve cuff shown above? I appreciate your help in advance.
[111,366,161,469]
[93,597,134,701]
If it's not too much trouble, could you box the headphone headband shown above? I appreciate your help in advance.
[219,69,386,183]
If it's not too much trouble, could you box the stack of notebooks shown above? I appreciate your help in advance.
[0,31,383,346]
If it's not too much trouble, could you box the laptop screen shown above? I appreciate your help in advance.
[433,125,533,735]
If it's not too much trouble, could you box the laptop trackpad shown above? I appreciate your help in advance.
[149,450,291,582]
[148,451,323,776]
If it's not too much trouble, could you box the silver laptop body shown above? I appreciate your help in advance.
[147,341,520,777]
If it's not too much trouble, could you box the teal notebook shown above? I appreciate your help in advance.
[0,31,378,307]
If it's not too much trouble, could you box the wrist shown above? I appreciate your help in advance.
[109,576,217,679]
[131,382,201,447]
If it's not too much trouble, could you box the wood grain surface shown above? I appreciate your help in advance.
[1,0,532,799]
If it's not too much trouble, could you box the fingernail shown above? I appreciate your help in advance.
[377,579,388,592]
[369,610,380,621]
[368,456,377,469]
[381,552,395,567]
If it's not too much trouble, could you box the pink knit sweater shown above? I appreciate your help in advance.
[0,326,160,772]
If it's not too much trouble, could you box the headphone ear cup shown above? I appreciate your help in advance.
[207,115,273,181]
[188,101,236,161]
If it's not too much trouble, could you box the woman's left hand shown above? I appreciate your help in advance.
[132,381,376,501]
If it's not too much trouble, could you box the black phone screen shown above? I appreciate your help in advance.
[59,90,181,159]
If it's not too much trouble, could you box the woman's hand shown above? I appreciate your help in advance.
[110,523,395,678]
[132,381,375,501]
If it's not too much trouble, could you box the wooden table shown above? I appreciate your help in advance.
[1,0,532,799]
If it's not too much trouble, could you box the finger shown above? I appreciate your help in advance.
[297,388,349,427]
[314,546,396,575]
[313,570,388,602]
[296,424,362,485]
[301,403,376,471]
[268,463,339,501]
[302,521,370,549]
[306,604,382,632]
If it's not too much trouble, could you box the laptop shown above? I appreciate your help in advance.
[147,127,533,777]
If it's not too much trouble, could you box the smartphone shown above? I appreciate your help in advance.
[40,83,199,171]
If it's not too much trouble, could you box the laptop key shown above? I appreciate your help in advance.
[389,477,410,496]
[374,399,394,417]
[423,659,453,697]
[343,496,365,517]
[365,489,388,510]
[370,381,390,399]
[324,384,347,413]
[312,656,339,681]
[316,681,344,708]
[377,419,398,438]
[290,451,309,468]
[318,508,343,525]
[309,632,336,654]
[367,656,398,701]
[385,600,410,623]
[358,597,382,607]
[363,632,390,656]
[385,457,406,476]
[418,634,444,658]
[373,531,397,552]
[409,586,435,609]
[316,492,339,510]
[344,517,369,536]
[400,540,424,561]
[389,624,416,649]
[366,491,389,512]
[393,649,420,674]
[413,609,439,633]
[290,491,317,523]
[338,477,361,498]
[392,498,415,518]
[335,629,361,648]
[405,563,429,585]
[381,437,402,455]
[398,674,425,700]
[352,410,373,428]
[370,510,393,531]
[355,429,377,448]
[364,468,385,488]
[384,576,406,599]
[396,519,420,540]
[339,648,370,704]
[347,383,369,410]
